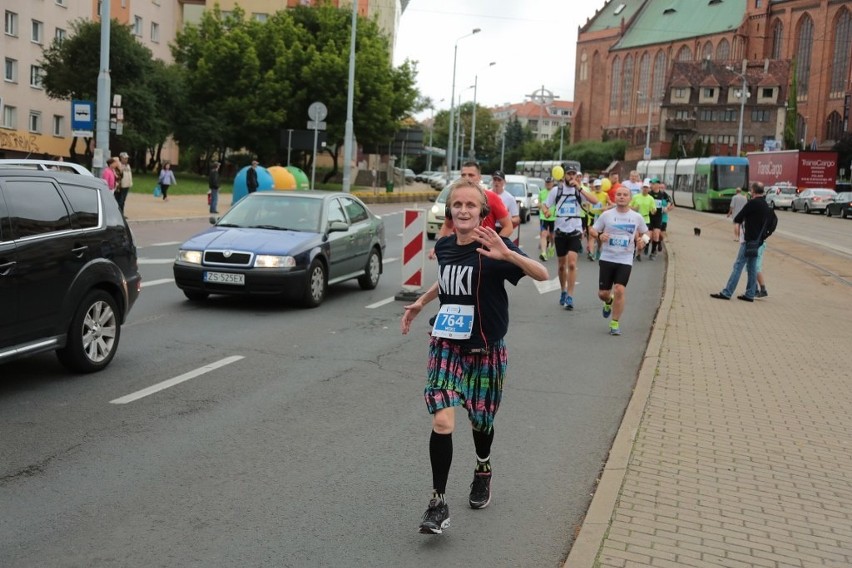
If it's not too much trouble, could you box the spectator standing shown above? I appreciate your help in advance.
[710,182,773,302]
[158,162,177,202]
[209,161,221,214]
[101,157,118,193]
[728,187,748,241]
[116,152,132,213]
[246,160,259,194]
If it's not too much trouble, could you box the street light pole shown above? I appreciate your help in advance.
[470,61,495,161]
[341,0,357,192]
[727,64,748,157]
[447,28,481,179]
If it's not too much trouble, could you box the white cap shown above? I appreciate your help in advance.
[643,178,652,187]
[593,178,602,187]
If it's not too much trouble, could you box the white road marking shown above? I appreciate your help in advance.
[382,257,398,264]
[138,258,175,265]
[147,241,182,247]
[142,278,174,288]
[534,277,562,295]
[110,356,245,404]
[366,297,396,309]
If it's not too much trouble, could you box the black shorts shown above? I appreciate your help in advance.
[660,222,668,231]
[554,230,583,257]
[539,219,555,233]
[649,217,664,230]
[598,259,633,289]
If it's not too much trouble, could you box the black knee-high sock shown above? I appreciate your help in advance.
[472,428,494,462]
[429,431,453,495]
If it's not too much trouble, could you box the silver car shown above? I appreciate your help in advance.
[765,184,797,210]
[503,174,534,223]
[791,188,837,214]
[0,158,94,177]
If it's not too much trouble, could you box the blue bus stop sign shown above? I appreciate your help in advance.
[71,100,94,137]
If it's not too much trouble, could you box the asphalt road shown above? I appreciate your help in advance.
[1,205,666,567]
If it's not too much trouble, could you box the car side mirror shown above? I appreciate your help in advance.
[328,220,349,233]
[428,195,437,202]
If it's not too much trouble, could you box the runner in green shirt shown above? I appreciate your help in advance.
[629,179,657,261]
[538,177,557,260]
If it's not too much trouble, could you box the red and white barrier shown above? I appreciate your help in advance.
[396,208,426,300]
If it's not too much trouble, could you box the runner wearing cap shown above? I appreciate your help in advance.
[544,165,599,310]
[538,177,557,260]
[647,179,672,260]
[491,171,520,236]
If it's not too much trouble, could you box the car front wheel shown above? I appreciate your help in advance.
[804,203,811,214]
[56,290,121,373]
[302,259,327,308]
[358,248,381,290]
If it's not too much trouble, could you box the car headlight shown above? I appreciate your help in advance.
[178,250,202,264]
[254,255,296,268]
[431,204,442,215]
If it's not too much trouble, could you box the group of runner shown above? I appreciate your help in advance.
[537,165,673,335]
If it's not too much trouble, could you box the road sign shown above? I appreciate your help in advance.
[308,101,328,122]
[71,99,94,137]
[307,120,327,130]
[643,147,652,160]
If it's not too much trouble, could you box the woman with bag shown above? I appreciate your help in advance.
[157,162,177,202]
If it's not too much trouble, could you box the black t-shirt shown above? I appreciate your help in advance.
[433,234,527,348]
[648,190,670,221]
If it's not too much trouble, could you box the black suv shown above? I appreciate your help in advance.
[0,170,141,372]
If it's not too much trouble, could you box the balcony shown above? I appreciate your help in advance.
[665,118,697,132]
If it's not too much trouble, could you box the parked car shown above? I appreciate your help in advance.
[480,174,493,190]
[427,185,452,240]
[825,191,852,218]
[173,191,385,308]
[527,177,546,214]
[0,158,95,177]
[791,188,836,214]
[0,169,141,372]
[416,171,438,183]
[765,184,797,210]
[503,174,534,223]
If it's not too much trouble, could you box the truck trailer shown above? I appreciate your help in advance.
[746,150,838,191]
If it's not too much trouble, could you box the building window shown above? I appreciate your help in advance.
[761,88,774,99]
[610,56,621,113]
[252,13,268,22]
[133,16,143,36]
[5,10,18,36]
[4,57,17,82]
[151,21,159,42]
[637,53,650,111]
[29,111,41,133]
[32,19,43,44]
[723,109,737,122]
[771,21,783,59]
[829,9,852,97]
[2,105,17,128]
[53,114,64,136]
[652,51,666,111]
[795,14,814,98]
[579,51,588,82]
[716,38,730,61]
[702,41,713,60]
[55,27,66,43]
[674,88,688,98]
[675,110,691,120]
[621,54,634,114]
[30,65,43,88]
[751,109,770,122]
[825,111,843,140]
[676,45,692,61]
[703,88,715,98]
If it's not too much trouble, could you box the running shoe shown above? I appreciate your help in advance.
[564,295,574,310]
[635,254,642,262]
[587,252,595,261]
[649,253,656,260]
[559,291,568,306]
[469,473,492,509]
[419,498,450,534]
[609,321,621,336]
[539,252,547,261]
[602,299,612,319]
[758,289,768,298]
[547,244,555,259]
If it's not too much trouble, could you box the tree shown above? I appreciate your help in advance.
[40,19,178,166]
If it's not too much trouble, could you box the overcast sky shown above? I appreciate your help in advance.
[393,0,603,119]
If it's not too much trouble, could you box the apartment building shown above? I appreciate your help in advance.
[492,99,574,142]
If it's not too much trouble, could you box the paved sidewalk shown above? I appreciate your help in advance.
[567,208,852,567]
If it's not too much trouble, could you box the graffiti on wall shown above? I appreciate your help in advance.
[0,131,42,154]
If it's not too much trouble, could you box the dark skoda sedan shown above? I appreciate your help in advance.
[173,191,386,307]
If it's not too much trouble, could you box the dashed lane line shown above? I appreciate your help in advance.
[109,356,245,404]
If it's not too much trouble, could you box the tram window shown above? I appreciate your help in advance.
[695,175,709,193]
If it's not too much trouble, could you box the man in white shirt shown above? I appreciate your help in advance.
[490,171,519,233]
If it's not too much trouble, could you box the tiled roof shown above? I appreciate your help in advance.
[613,0,746,50]
[669,59,791,98]
[583,0,645,33]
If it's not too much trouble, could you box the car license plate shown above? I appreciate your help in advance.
[204,271,245,285]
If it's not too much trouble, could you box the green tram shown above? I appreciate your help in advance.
[637,157,748,213]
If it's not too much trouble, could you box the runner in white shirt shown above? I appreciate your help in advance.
[589,185,649,336]
[622,170,643,197]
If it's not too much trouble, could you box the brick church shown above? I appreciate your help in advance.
[571,0,852,160]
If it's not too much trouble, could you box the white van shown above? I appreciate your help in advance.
[503,174,534,223]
